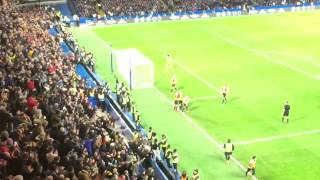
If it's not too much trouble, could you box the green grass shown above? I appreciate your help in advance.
[70,10,320,180]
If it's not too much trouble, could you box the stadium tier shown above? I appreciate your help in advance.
[70,0,315,18]
[0,1,157,180]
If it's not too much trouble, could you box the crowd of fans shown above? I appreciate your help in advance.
[54,13,192,179]
[3,0,315,179]
[71,0,313,18]
[0,0,162,179]
[72,0,167,18]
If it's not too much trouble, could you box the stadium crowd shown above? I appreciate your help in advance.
[71,0,167,18]
[58,24,186,178]
[71,0,313,18]
[5,0,311,178]
[0,0,165,179]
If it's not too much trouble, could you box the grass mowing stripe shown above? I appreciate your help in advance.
[210,33,320,80]
[151,87,259,180]
[233,129,320,145]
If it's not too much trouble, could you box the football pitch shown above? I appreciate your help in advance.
[70,11,320,180]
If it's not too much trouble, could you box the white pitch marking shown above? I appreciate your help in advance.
[234,129,320,145]
[86,29,222,94]
[81,28,113,50]
[210,33,319,80]
[160,50,221,92]
[260,50,320,67]
[152,87,258,180]
[75,28,257,179]
[87,29,222,94]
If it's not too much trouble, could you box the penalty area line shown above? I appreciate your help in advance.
[259,50,320,68]
[152,87,258,180]
[159,50,221,93]
[234,129,320,145]
[210,33,319,81]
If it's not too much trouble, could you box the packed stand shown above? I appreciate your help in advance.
[0,1,157,179]
[72,0,168,18]
[71,0,312,18]
[162,0,312,12]
[169,0,246,12]
[51,17,193,179]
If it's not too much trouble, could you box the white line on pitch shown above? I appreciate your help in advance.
[75,30,257,179]
[152,87,258,180]
[82,28,113,50]
[210,33,319,80]
[260,50,320,67]
[234,129,320,145]
[191,95,221,101]
[84,31,222,93]
[160,50,221,92]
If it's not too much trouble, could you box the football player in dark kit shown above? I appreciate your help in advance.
[282,101,291,123]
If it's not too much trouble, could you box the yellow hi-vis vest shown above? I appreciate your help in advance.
[147,131,152,140]
[160,137,167,149]
[248,159,256,169]
[165,148,172,159]
[225,143,233,153]
[98,93,104,101]
[172,152,179,164]
[181,176,188,180]
[151,136,157,145]
[192,173,200,180]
